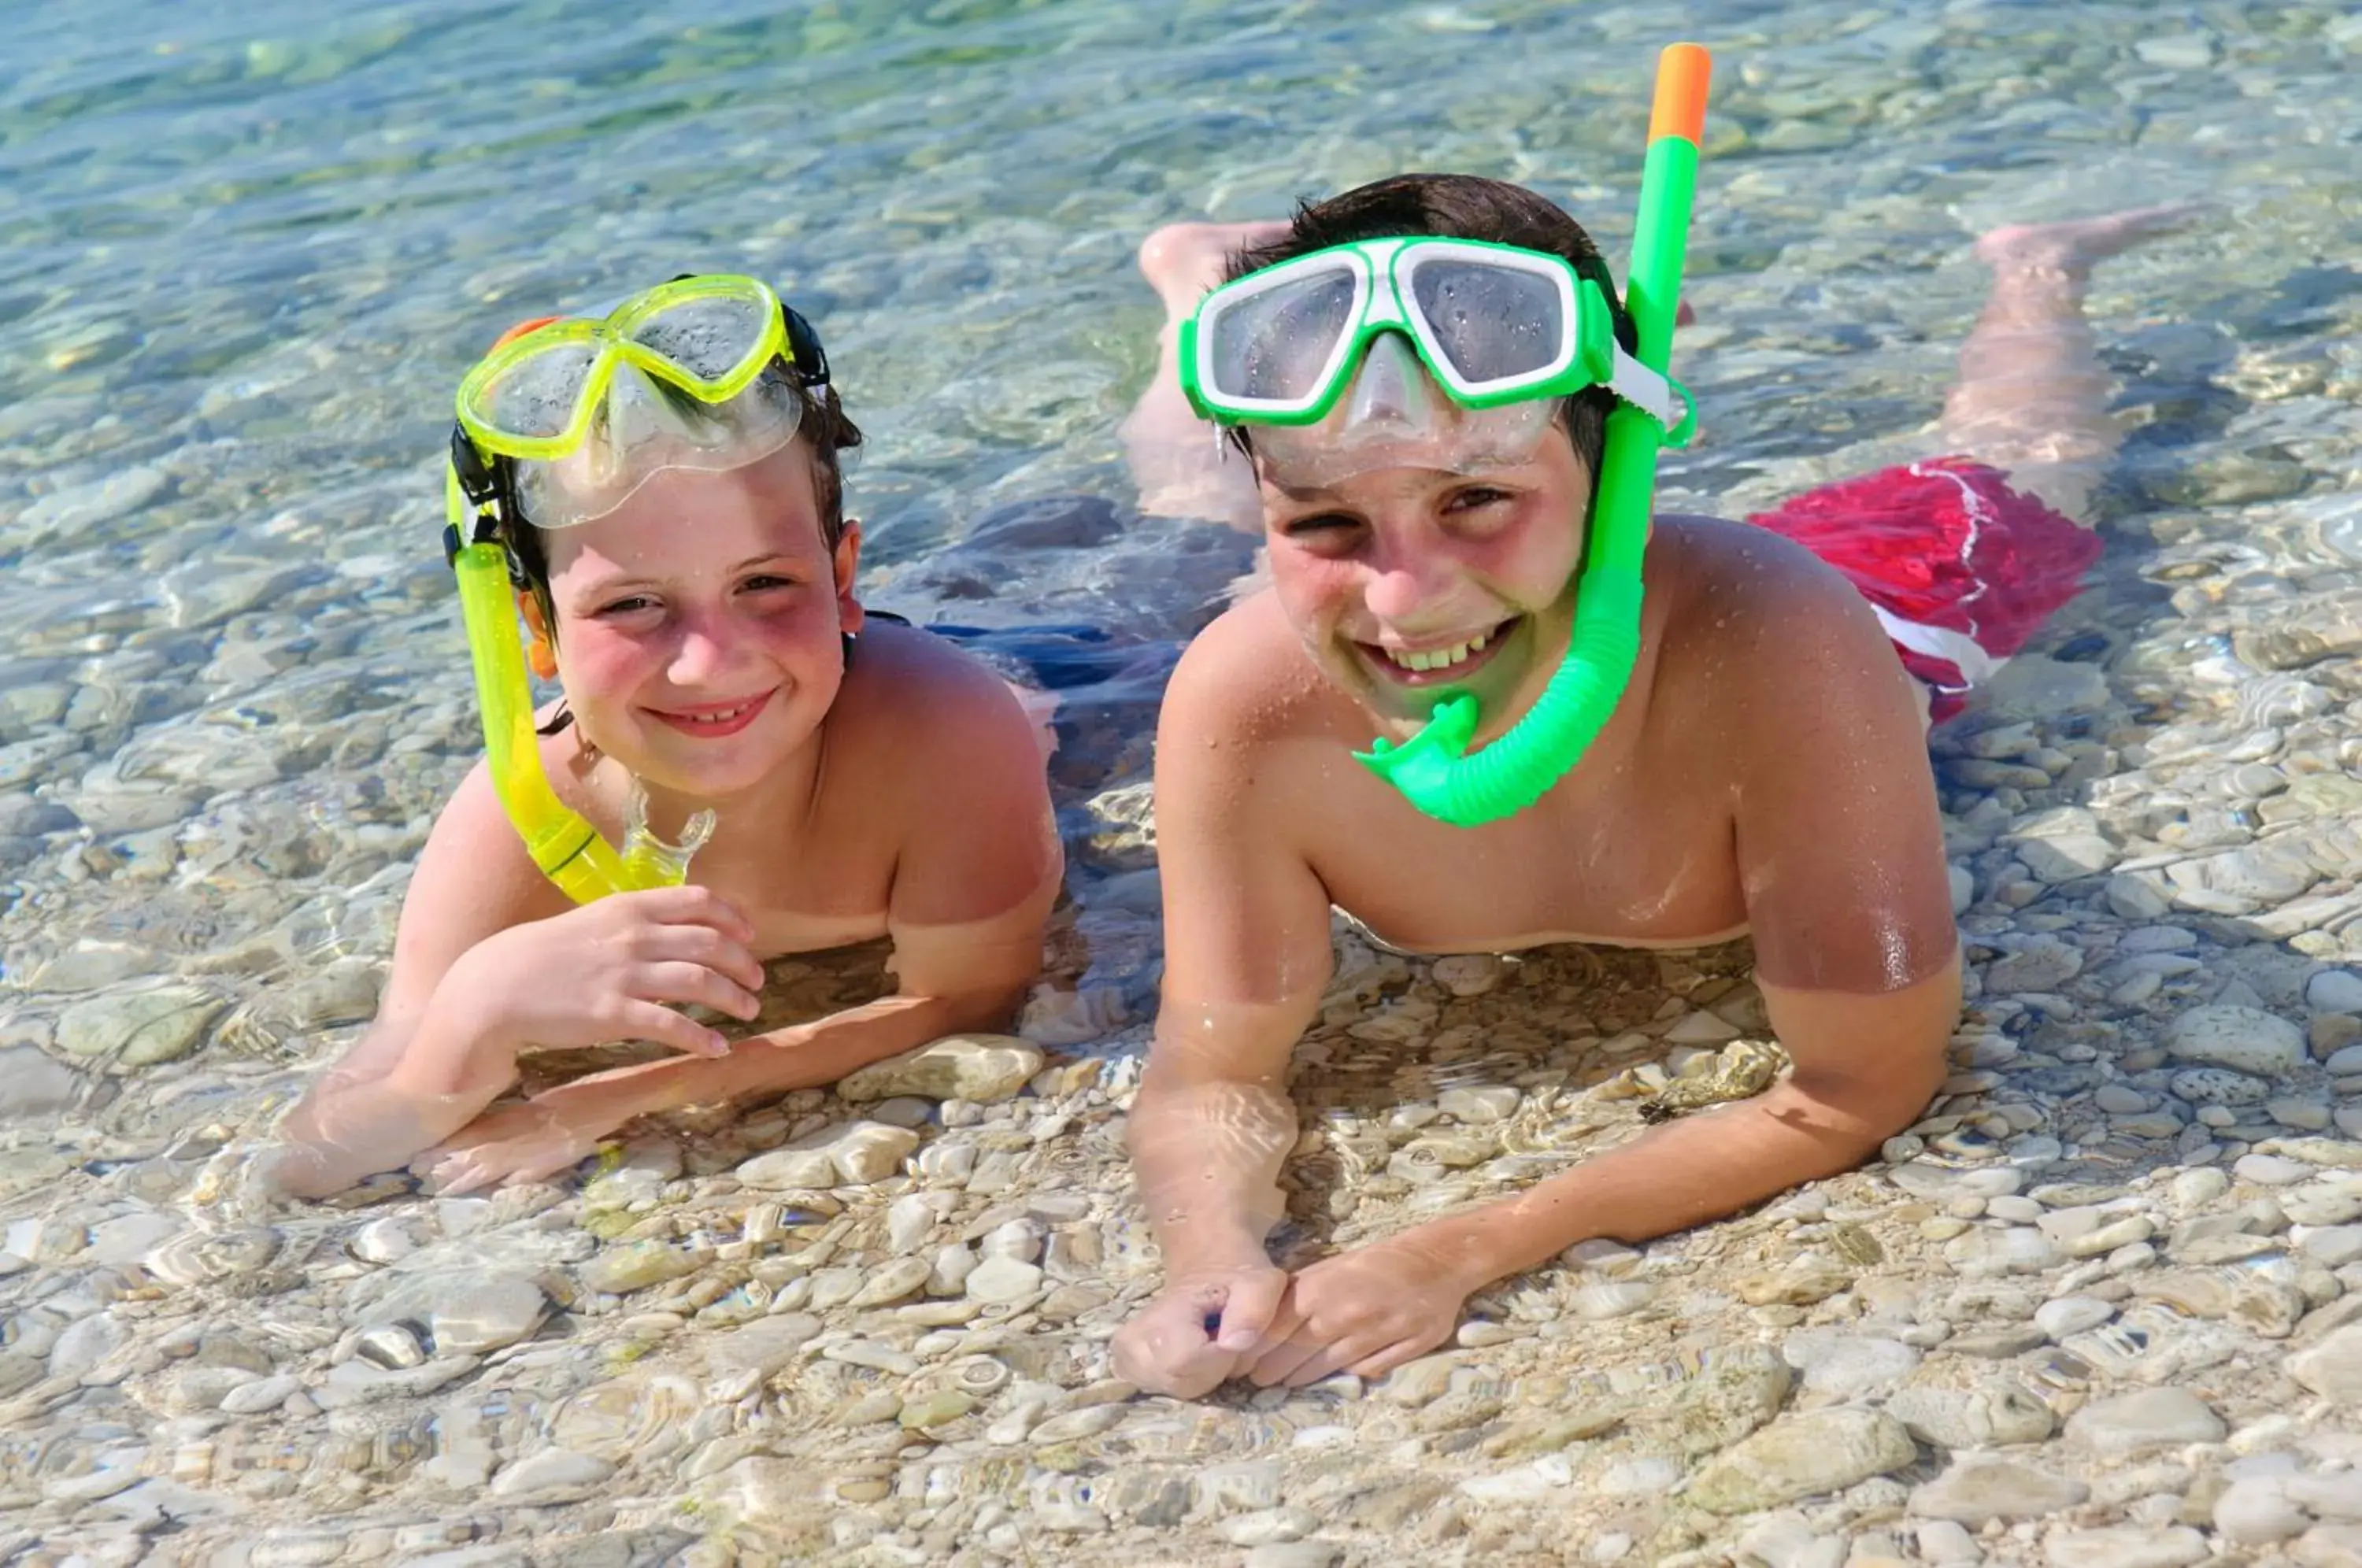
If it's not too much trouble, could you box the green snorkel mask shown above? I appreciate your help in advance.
[1179,45,1714,828]
[441,273,831,900]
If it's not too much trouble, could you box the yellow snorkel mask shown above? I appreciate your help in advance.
[442,272,833,902]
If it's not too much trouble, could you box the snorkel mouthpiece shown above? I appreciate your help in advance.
[1355,43,1712,826]
[1357,572,1645,826]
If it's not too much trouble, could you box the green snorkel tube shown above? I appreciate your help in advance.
[1358,43,1713,827]
[443,461,713,904]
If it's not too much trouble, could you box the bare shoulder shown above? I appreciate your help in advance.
[413,759,570,924]
[1162,590,1340,753]
[837,620,1033,742]
[829,621,1048,805]
[1649,515,1913,723]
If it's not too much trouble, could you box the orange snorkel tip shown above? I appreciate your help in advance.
[1647,42,1712,147]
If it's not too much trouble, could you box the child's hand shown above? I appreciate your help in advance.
[1246,1233,1479,1388]
[1111,1258,1290,1399]
[412,1093,609,1195]
[458,886,767,1061]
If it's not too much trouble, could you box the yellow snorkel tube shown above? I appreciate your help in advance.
[443,464,712,904]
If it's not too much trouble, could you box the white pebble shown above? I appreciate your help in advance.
[2308,970,2362,1015]
[1218,1507,1318,1547]
[2171,1168,2231,1208]
[2234,1155,2313,1186]
[2212,1475,2308,1544]
[964,1254,1043,1304]
[886,1194,938,1253]
[981,1219,1044,1263]
[2034,1296,2115,1340]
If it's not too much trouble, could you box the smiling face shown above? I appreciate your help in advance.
[531,440,861,801]
[1257,424,1592,738]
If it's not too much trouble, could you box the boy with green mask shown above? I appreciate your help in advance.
[1113,176,2190,1396]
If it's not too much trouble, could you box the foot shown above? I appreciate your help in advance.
[1138,220,1291,316]
[1972,202,2207,276]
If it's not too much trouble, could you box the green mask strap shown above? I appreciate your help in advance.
[1357,42,1713,828]
[443,463,713,902]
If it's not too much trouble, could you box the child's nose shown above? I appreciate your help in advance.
[666,618,736,686]
[1364,568,1426,623]
[1363,552,1452,623]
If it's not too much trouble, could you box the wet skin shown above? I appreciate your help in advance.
[1113,431,1962,1397]
[272,445,1061,1198]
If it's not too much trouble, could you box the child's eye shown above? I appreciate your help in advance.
[1446,485,1513,512]
[1279,512,1361,540]
[739,574,799,593]
[594,594,659,617]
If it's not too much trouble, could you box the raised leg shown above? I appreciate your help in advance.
[1938,205,2200,523]
[1120,220,1289,529]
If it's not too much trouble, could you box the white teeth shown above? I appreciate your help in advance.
[1386,628,1494,674]
[683,702,752,724]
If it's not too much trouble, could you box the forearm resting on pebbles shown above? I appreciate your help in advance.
[484,989,1018,1133]
[1127,996,1320,1267]
[266,982,524,1199]
[1423,956,1964,1287]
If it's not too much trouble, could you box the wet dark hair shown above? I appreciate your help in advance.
[1223,173,1636,492]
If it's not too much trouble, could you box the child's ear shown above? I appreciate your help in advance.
[834,520,864,636]
[516,591,560,680]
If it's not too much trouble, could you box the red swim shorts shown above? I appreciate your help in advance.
[1746,457,2103,722]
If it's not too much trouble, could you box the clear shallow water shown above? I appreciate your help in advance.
[2,0,2362,1553]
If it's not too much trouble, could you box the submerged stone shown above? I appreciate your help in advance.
[1687,1407,1916,1514]
[55,986,224,1066]
[836,1034,1043,1104]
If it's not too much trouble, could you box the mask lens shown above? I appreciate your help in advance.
[1408,260,1568,386]
[475,340,602,442]
[514,368,804,531]
[1207,266,1360,405]
[629,290,776,386]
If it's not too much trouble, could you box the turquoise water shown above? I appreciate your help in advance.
[4,1,2362,1553]
[3,0,2359,1163]
[4,0,2360,1222]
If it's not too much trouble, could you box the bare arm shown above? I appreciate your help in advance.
[265,765,565,1198]
[412,649,1061,1190]
[1242,542,1963,1385]
[1408,959,1958,1286]
[1431,546,1961,1275]
[274,758,770,1199]
[1113,624,1346,1394]
[1129,993,1320,1269]
[1131,621,1342,1266]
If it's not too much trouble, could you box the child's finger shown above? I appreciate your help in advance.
[1285,1333,1386,1389]
[620,999,732,1058]
[1216,1270,1289,1353]
[636,961,763,1022]
[640,884,757,945]
[1350,1335,1433,1381]
[426,1152,491,1197]
[652,923,768,994]
[1129,1296,1246,1399]
[1247,1332,1325,1389]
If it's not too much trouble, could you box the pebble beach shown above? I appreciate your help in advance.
[7,2,2362,1564]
